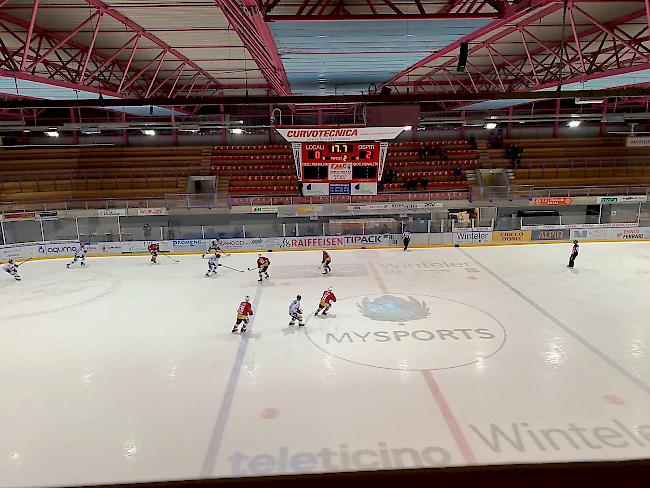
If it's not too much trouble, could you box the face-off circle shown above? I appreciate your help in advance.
[306,293,506,371]
[0,270,121,321]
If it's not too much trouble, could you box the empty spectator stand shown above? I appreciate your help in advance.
[212,141,476,196]
[0,146,212,203]
[499,137,650,187]
[211,144,297,195]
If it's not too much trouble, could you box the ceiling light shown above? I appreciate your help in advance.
[45,131,60,137]
[484,122,497,130]
[230,128,243,134]
[82,128,101,135]
[403,125,412,131]
[142,129,156,136]
[575,97,604,105]
[567,120,581,128]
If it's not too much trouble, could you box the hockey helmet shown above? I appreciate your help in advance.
[296,295,301,300]
[244,295,250,302]
[8,259,14,264]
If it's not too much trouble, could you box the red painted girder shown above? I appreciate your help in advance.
[461,7,650,92]
[409,5,648,93]
[81,0,224,91]
[0,11,152,96]
[382,0,556,88]
[214,0,291,95]
[266,12,498,21]
[20,0,39,71]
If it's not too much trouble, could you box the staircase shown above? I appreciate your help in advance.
[476,139,491,167]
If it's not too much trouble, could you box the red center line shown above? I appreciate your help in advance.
[365,252,478,465]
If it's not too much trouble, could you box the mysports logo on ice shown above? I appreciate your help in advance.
[306,294,506,371]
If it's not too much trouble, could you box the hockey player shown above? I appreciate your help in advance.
[148,242,160,263]
[256,253,270,282]
[315,287,336,316]
[321,250,332,275]
[3,259,20,281]
[567,240,579,268]
[205,253,221,277]
[66,244,87,268]
[403,228,412,251]
[203,238,222,258]
[288,295,304,327]
[232,296,253,333]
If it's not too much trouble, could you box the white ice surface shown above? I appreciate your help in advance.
[0,242,649,487]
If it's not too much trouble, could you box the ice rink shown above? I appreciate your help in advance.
[1,242,649,487]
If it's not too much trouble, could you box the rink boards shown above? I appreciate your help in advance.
[1,225,650,263]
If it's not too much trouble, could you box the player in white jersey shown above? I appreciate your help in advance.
[205,253,221,277]
[3,259,21,281]
[402,229,412,251]
[203,238,222,258]
[67,244,87,268]
[288,295,304,327]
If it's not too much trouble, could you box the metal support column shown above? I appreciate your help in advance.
[598,204,603,224]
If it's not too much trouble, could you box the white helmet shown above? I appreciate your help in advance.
[327,286,332,292]
[244,295,250,302]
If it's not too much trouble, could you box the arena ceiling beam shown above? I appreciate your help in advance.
[388,1,650,97]
[80,0,224,95]
[214,0,292,96]
[408,6,650,92]
[3,87,650,109]
[0,0,227,100]
[379,0,554,88]
[264,0,505,19]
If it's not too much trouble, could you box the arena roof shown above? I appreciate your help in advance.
[0,1,650,120]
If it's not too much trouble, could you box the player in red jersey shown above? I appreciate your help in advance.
[232,296,254,333]
[315,287,336,316]
[256,254,270,282]
[148,242,160,263]
[321,250,332,275]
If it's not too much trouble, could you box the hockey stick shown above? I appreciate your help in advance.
[161,252,180,263]
[16,257,35,267]
[220,264,244,273]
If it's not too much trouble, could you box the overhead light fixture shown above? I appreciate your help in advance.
[403,125,412,131]
[575,97,604,105]
[142,129,156,136]
[82,128,101,135]
[567,120,581,128]
[45,131,60,137]
[230,128,243,134]
[484,122,497,130]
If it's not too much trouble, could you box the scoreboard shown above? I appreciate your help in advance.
[302,142,380,164]
[297,142,386,195]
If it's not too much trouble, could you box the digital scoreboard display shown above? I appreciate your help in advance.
[303,142,380,163]
[297,141,384,196]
